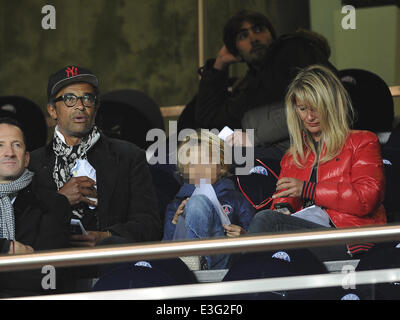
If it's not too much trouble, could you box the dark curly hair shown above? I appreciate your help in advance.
[223,10,277,56]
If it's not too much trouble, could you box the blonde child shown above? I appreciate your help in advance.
[163,130,255,269]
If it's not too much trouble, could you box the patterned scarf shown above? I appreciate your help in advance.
[0,169,34,240]
[53,126,100,219]
[52,126,100,190]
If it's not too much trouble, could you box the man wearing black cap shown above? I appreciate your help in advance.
[192,10,335,157]
[29,65,162,247]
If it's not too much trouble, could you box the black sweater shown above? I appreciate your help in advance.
[195,31,336,131]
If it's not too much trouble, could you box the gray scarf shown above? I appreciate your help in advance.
[0,169,35,240]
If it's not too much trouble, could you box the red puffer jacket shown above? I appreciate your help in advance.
[271,130,386,228]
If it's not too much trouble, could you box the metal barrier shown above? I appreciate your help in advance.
[1,224,400,300]
[12,267,400,300]
[1,224,400,272]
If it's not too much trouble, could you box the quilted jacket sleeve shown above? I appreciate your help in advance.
[314,131,385,216]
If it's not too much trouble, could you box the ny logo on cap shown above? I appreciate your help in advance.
[65,66,78,78]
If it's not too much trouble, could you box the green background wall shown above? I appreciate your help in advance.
[0,0,200,110]
[310,0,400,117]
[0,0,398,128]
[0,0,309,114]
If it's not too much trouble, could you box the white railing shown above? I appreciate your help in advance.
[1,224,400,272]
[1,224,400,299]
[13,267,400,300]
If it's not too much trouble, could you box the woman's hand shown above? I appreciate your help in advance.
[272,178,304,199]
[172,198,190,225]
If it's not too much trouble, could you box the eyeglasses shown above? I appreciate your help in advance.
[53,93,97,108]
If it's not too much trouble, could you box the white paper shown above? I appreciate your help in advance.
[70,219,88,235]
[218,126,234,141]
[71,159,98,209]
[292,205,331,228]
[192,179,231,226]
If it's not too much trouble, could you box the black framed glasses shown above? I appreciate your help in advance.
[53,93,97,108]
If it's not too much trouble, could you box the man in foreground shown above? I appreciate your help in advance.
[0,117,71,297]
[29,66,162,247]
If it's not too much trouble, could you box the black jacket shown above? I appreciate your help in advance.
[195,31,336,131]
[29,133,162,243]
[0,183,71,297]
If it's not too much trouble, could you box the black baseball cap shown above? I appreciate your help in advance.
[47,65,99,100]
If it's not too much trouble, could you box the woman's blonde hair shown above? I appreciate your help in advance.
[176,130,231,179]
[285,64,354,167]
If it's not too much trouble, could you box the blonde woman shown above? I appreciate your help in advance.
[248,65,386,257]
[163,130,255,269]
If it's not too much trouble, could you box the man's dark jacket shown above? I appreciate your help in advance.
[0,184,71,297]
[29,133,162,243]
[194,31,336,134]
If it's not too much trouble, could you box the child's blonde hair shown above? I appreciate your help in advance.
[176,130,231,179]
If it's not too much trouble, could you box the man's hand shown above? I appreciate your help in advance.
[58,176,97,206]
[172,198,190,225]
[223,224,246,237]
[214,45,242,70]
[70,231,111,247]
[272,178,304,199]
[8,240,34,255]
